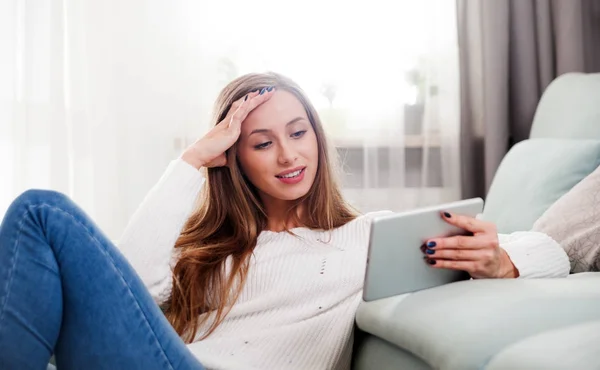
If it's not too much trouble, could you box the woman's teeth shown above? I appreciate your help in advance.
[278,169,302,178]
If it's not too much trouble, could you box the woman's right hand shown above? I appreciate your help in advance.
[181,87,275,169]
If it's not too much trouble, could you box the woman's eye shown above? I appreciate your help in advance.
[291,130,307,138]
[254,141,272,150]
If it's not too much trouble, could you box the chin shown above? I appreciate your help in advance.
[274,187,311,201]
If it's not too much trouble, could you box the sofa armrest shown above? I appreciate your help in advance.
[355,275,600,370]
[485,319,600,369]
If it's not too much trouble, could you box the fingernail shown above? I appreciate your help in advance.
[427,259,437,265]
[443,212,451,218]
[259,87,266,95]
[427,241,436,248]
[244,95,248,101]
[267,86,274,92]
[426,249,435,255]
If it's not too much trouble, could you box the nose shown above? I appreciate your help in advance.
[277,141,297,165]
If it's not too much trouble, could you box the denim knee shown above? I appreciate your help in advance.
[10,190,70,213]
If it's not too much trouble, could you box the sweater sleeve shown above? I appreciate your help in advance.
[499,231,570,278]
[116,158,205,303]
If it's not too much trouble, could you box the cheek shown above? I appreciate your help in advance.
[238,149,272,184]
[237,148,254,177]
[306,133,319,162]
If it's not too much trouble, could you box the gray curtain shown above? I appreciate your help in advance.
[457,0,600,199]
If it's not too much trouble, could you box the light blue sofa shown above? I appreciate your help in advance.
[351,73,600,370]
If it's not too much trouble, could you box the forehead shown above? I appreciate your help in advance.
[241,90,308,134]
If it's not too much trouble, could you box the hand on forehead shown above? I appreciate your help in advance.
[240,90,308,136]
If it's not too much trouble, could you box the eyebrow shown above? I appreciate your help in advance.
[248,117,306,136]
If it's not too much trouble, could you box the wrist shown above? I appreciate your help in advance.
[180,149,206,170]
[499,248,520,278]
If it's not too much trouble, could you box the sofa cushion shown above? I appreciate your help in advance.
[355,274,600,370]
[532,165,600,272]
[482,139,600,233]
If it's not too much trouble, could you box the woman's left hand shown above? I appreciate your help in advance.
[422,212,519,279]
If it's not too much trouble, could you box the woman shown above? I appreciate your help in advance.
[0,72,569,370]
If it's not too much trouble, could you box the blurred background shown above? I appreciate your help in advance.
[1,0,598,239]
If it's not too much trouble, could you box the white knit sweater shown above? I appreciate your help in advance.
[117,159,570,370]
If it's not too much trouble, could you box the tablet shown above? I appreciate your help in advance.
[363,198,484,302]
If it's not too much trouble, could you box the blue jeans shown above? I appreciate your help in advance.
[0,190,205,370]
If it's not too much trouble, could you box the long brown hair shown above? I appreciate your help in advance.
[163,72,358,342]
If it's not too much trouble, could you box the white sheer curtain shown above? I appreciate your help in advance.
[0,0,461,240]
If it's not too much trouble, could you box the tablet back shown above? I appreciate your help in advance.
[363,198,484,302]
